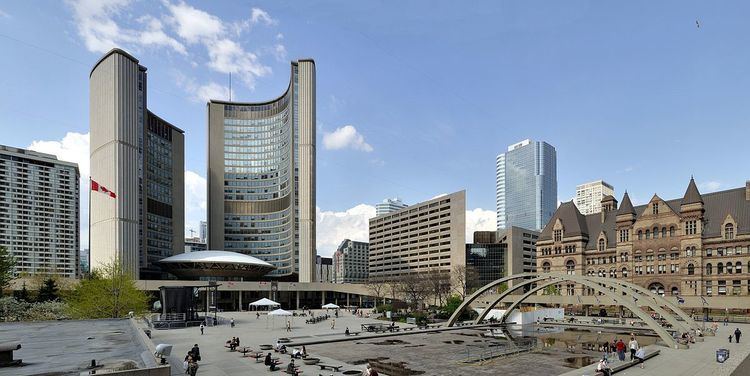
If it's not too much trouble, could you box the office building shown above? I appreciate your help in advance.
[0,145,80,278]
[89,49,185,279]
[199,221,208,243]
[185,238,207,253]
[375,198,408,217]
[496,139,557,231]
[574,180,615,215]
[467,227,538,288]
[537,178,750,297]
[369,191,466,280]
[333,239,369,283]
[208,59,316,282]
[315,256,334,283]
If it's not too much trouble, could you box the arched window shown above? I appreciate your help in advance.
[621,268,628,278]
[669,226,675,237]
[725,224,734,239]
[566,260,575,275]
[653,227,659,239]
[671,287,679,296]
[649,283,665,296]
[687,263,695,275]
[706,263,712,275]
[609,269,616,278]
[598,238,605,252]
[645,230,650,239]
[662,227,667,238]
[736,262,743,274]
[727,262,733,274]
[542,262,551,273]
[717,262,724,274]
[638,230,643,240]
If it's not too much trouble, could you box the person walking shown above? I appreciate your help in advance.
[287,320,292,333]
[230,318,235,328]
[615,339,626,361]
[735,328,742,343]
[724,317,729,326]
[191,344,201,361]
[199,322,204,335]
[256,312,260,319]
[635,347,646,369]
[186,357,199,376]
[331,318,336,330]
[628,336,638,361]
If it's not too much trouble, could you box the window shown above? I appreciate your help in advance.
[725,224,734,239]
[687,263,695,275]
[670,264,678,274]
[645,230,650,239]
[619,229,629,242]
[649,283,665,296]
[718,280,727,296]
[554,229,562,242]
[598,238,606,252]
[638,230,643,240]
[686,220,697,235]
[621,268,628,278]
[706,248,713,257]
[669,226,675,237]
[733,280,742,295]
[653,227,659,239]
[706,263,713,275]
[706,281,713,296]
[566,260,575,275]
[662,227,667,238]
[718,262,724,274]
[736,262,742,274]
[671,287,679,296]
[652,202,659,214]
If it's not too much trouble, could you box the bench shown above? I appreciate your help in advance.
[593,349,660,375]
[317,364,342,371]
[0,343,22,367]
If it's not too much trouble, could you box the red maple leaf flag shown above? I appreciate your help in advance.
[91,179,117,198]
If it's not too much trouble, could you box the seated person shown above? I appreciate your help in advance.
[279,345,287,354]
[265,352,273,366]
[286,360,298,375]
[292,348,302,359]
[270,362,278,371]
[345,327,350,336]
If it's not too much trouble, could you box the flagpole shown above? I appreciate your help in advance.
[88,176,91,278]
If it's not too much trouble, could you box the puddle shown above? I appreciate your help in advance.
[563,356,595,369]
[442,340,464,344]
[369,339,407,345]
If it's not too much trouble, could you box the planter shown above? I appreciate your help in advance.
[342,371,361,375]
[259,344,273,350]
[302,358,320,365]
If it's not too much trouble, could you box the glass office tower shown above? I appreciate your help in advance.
[496,139,557,230]
[207,60,316,282]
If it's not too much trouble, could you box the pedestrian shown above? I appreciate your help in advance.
[256,312,260,319]
[287,320,292,333]
[361,364,372,376]
[602,340,610,356]
[199,322,204,335]
[735,328,742,343]
[724,317,729,326]
[230,318,235,328]
[728,334,733,343]
[331,318,336,330]
[628,336,638,361]
[187,357,199,376]
[191,344,201,361]
[616,339,626,361]
[635,347,646,369]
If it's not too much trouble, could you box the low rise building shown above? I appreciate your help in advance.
[333,239,369,283]
[467,227,538,288]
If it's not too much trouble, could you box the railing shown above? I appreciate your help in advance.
[460,337,536,363]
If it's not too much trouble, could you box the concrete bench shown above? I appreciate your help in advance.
[0,343,22,367]
[318,364,342,371]
[593,350,660,375]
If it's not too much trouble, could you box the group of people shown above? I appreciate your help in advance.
[729,327,742,343]
[263,352,301,375]
[226,336,241,351]
[183,344,201,376]
[596,335,646,375]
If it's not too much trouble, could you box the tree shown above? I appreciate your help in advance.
[0,246,16,296]
[424,269,451,307]
[451,264,480,299]
[65,259,148,319]
[13,282,31,302]
[399,273,429,310]
[542,285,561,296]
[365,279,387,305]
[37,278,60,302]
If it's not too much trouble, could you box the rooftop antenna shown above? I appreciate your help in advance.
[189,228,196,238]
[229,72,232,101]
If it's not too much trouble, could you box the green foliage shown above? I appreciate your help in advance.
[0,246,16,295]
[375,304,393,313]
[65,260,148,319]
[37,278,60,302]
[497,283,508,294]
[13,282,31,302]
[0,297,67,321]
[440,295,463,317]
[542,285,561,296]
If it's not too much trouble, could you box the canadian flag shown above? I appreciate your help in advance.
[91,179,117,198]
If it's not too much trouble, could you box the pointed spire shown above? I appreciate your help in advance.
[617,191,636,215]
[682,177,703,205]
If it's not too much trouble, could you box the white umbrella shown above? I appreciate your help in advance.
[322,303,339,309]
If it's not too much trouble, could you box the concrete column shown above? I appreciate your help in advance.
[239,291,243,312]
[347,293,350,307]
[296,292,300,310]
[321,291,325,306]
[359,295,363,307]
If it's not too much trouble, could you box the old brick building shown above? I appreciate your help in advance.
[537,178,750,297]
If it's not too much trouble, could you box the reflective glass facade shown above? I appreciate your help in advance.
[208,60,316,280]
[496,140,557,230]
[466,243,507,287]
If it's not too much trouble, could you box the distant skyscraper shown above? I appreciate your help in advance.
[375,198,408,217]
[208,59,316,282]
[0,145,80,278]
[496,139,557,231]
[315,255,334,283]
[90,49,185,279]
[199,221,208,243]
[574,180,615,215]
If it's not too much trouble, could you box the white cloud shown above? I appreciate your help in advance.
[66,0,186,54]
[251,8,277,25]
[272,44,287,62]
[184,171,207,236]
[699,181,722,192]
[165,1,273,89]
[174,72,233,103]
[28,132,91,249]
[0,9,10,18]
[322,125,374,152]
[316,204,376,257]
[315,203,496,257]
[276,33,284,40]
[465,208,496,240]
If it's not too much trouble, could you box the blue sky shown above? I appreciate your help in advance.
[1,1,749,256]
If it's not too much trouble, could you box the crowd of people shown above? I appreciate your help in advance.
[183,344,201,376]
